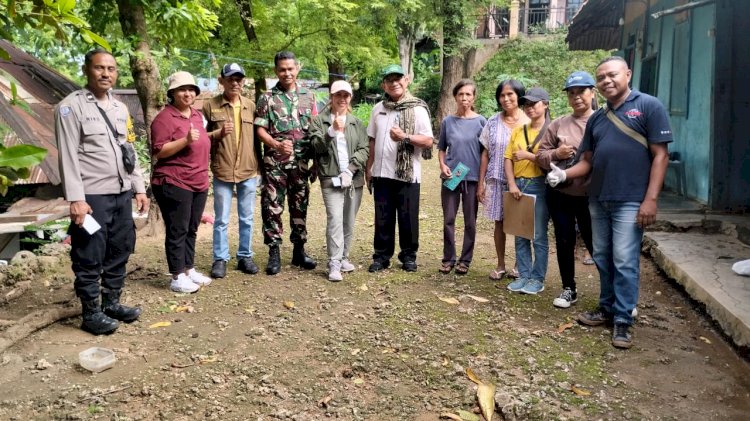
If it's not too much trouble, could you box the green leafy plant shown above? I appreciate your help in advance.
[351,102,374,127]
[0,144,47,195]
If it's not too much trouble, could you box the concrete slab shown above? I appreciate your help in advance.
[645,231,750,347]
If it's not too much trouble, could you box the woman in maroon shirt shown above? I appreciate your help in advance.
[151,71,211,293]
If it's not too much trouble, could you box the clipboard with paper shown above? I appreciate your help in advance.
[442,162,470,191]
[502,192,536,240]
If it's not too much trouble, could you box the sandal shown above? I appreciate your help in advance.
[583,257,595,265]
[455,262,469,275]
[489,268,506,280]
[439,262,454,274]
[508,268,520,279]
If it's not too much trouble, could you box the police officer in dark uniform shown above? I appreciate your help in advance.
[55,49,149,335]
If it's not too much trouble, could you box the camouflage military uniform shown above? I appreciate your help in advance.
[254,83,317,246]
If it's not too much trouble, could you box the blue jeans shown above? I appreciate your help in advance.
[589,200,643,326]
[213,177,258,262]
[514,176,549,281]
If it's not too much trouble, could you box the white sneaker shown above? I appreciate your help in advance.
[188,268,212,286]
[171,273,200,293]
[340,259,356,272]
[328,260,343,282]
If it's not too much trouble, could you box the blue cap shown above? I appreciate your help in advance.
[564,71,595,90]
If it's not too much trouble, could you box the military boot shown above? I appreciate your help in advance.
[291,244,316,270]
[81,299,119,335]
[101,289,142,323]
[266,245,281,275]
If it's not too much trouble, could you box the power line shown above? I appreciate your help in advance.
[179,49,348,79]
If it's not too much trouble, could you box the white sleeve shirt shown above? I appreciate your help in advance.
[366,101,433,183]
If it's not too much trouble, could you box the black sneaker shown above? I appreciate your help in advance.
[612,323,633,349]
[577,308,611,326]
[368,260,390,272]
[237,257,259,275]
[553,288,578,308]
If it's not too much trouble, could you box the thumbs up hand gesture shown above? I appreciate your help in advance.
[332,111,345,132]
[187,122,199,144]
[547,163,567,187]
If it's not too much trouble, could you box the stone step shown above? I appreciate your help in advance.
[645,231,750,348]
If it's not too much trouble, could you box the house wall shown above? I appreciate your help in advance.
[711,0,750,211]
[620,0,715,203]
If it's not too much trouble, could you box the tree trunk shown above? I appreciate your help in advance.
[116,0,164,237]
[327,59,345,86]
[115,0,161,130]
[234,0,258,43]
[397,21,417,80]
[436,53,464,129]
[232,0,267,102]
[437,0,472,133]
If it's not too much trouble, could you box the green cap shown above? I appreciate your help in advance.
[381,64,405,79]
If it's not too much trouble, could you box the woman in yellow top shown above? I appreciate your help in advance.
[503,87,551,295]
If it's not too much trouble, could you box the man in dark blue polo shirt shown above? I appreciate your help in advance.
[547,56,672,349]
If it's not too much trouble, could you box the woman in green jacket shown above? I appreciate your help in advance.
[309,80,370,282]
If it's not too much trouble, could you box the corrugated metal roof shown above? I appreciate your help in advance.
[0,40,81,185]
[566,0,625,51]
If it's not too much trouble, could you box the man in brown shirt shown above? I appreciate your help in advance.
[203,63,261,278]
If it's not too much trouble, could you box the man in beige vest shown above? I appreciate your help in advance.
[203,63,261,278]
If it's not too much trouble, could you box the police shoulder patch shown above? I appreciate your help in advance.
[59,105,72,117]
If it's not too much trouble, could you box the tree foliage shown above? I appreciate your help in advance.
[0,0,110,59]
[474,33,610,117]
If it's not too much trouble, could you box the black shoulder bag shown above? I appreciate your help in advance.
[96,106,136,174]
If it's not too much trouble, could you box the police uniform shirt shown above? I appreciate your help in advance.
[55,89,146,202]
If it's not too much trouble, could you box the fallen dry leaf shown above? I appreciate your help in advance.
[477,382,496,421]
[198,356,217,364]
[381,348,395,354]
[557,322,574,333]
[148,321,171,329]
[353,378,364,385]
[317,393,333,408]
[174,305,193,313]
[699,336,712,344]
[442,357,450,367]
[283,301,295,309]
[351,348,361,356]
[571,385,591,396]
[439,296,461,305]
[439,413,463,421]
[465,367,482,384]
[358,284,368,291]
[462,294,490,303]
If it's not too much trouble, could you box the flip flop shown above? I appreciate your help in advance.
[438,263,454,274]
[508,268,520,279]
[489,268,506,280]
[583,258,595,265]
[455,262,469,275]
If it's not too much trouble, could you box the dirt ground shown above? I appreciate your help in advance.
[1,163,749,421]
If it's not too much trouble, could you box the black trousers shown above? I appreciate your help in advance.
[441,181,479,265]
[372,177,420,263]
[153,183,208,275]
[547,187,593,290]
[70,191,135,301]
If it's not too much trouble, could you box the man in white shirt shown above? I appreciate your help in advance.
[365,64,434,272]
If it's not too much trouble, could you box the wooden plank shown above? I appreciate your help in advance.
[0,215,38,223]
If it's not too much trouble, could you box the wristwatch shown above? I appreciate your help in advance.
[404,136,411,145]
